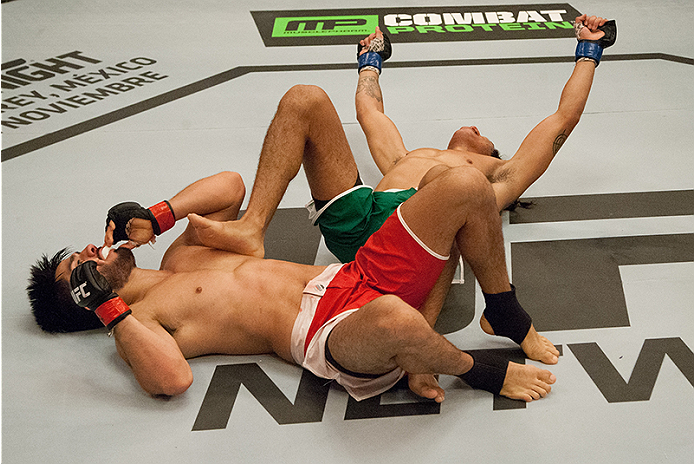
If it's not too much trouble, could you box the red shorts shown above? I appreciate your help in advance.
[304,205,449,353]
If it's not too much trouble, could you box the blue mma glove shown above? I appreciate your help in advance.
[575,19,617,66]
[357,33,392,74]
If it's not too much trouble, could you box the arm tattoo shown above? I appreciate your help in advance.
[357,76,383,103]
[553,130,568,156]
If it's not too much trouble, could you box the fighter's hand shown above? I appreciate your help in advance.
[356,27,392,74]
[358,27,384,57]
[70,261,132,330]
[574,14,607,41]
[105,200,175,247]
[104,218,155,249]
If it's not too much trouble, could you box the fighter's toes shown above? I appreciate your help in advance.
[409,373,445,403]
[520,327,560,365]
[500,362,555,402]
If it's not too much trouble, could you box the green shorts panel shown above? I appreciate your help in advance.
[315,186,417,263]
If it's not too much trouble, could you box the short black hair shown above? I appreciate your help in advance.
[27,247,102,333]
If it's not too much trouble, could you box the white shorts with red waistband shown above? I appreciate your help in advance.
[290,263,406,401]
[289,205,449,401]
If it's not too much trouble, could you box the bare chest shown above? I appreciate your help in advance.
[133,268,308,359]
[376,148,498,190]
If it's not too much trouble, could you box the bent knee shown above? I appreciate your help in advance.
[435,166,494,197]
[367,295,426,328]
[213,171,246,203]
[418,165,450,189]
[281,84,331,112]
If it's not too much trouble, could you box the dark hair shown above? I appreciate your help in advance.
[27,247,103,333]
[504,198,534,212]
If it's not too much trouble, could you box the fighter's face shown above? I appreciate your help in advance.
[56,244,135,291]
[448,126,497,157]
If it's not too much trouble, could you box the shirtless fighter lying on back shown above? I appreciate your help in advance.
[29,163,554,403]
[199,14,615,262]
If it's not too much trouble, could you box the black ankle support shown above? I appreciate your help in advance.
[482,284,532,345]
[459,350,508,395]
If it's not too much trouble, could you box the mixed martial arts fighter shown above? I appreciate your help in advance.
[196,13,615,262]
[28,170,555,403]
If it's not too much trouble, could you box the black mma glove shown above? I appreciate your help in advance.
[70,261,131,331]
[106,200,175,243]
[575,19,617,66]
[357,32,392,74]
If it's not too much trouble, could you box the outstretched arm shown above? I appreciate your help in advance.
[491,14,613,210]
[356,28,408,175]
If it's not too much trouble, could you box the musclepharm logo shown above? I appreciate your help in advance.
[252,4,582,46]
[272,16,379,37]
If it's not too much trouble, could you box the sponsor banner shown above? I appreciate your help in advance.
[1,51,169,136]
[252,4,582,46]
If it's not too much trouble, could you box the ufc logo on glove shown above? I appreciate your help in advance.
[71,283,90,304]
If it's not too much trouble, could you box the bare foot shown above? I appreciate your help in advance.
[480,316,559,365]
[408,373,445,403]
[188,213,265,258]
[500,362,555,402]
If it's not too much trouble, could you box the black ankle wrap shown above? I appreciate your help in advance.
[459,350,508,395]
[482,284,532,345]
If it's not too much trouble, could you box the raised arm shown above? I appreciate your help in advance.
[356,28,408,175]
[104,171,246,247]
[491,15,616,210]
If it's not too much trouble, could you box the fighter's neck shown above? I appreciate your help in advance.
[118,267,172,306]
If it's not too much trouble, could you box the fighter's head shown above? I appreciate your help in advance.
[448,126,500,159]
[28,244,136,333]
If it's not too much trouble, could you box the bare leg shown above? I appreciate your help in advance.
[191,85,360,256]
[400,166,559,364]
[399,166,510,293]
[329,295,555,402]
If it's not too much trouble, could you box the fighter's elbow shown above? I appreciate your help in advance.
[556,110,581,132]
[144,369,194,397]
[217,171,246,199]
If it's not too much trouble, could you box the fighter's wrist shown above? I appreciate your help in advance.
[358,52,382,74]
[148,200,176,235]
[576,56,598,66]
[575,40,603,66]
[94,296,132,331]
[359,65,380,74]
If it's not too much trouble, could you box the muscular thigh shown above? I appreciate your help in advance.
[301,91,360,201]
[398,165,493,256]
[328,295,422,375]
